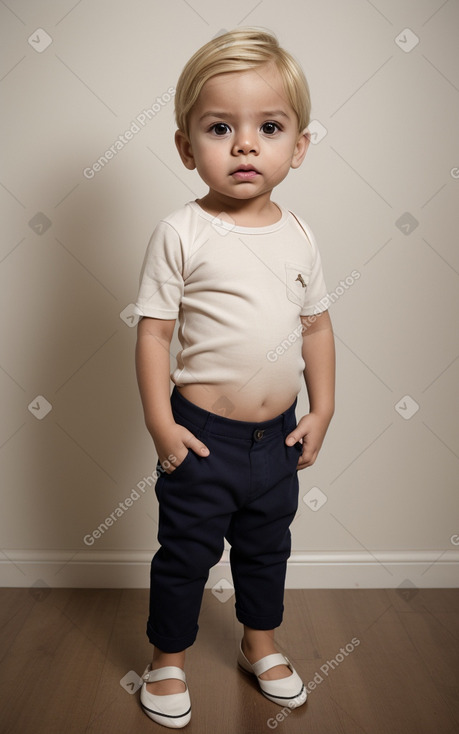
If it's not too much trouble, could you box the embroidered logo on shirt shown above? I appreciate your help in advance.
[295,273,307,288]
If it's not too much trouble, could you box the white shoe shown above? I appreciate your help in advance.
[237,643,307,708]
[140,664,191,728]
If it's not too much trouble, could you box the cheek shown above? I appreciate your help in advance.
[271,142,298,167]
[197,146,226,172]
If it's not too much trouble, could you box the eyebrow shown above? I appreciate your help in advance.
[198,109,291,121]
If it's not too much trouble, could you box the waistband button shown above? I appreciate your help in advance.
[253,429,265,441]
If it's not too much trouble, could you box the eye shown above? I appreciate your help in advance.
[261,121,280,135]
[210,122,231,135]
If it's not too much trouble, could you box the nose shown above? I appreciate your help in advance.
[231,127,259,155]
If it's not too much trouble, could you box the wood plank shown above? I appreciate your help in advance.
[396,608,459,722]
[84,588,158,732]
[1,588,458,733]
[0,589,120,734]
[299,589,457,733]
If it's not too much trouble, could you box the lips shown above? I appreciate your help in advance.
[231,165,260,174]
[231,165,260,180]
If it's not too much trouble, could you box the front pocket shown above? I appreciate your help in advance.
[168,449,193,476]
[285,262,310,306]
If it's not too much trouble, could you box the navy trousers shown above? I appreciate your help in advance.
[147,388,301,653]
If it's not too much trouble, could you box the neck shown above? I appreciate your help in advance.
[196,192,281,226]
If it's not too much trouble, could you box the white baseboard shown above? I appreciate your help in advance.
[1,549,458,589]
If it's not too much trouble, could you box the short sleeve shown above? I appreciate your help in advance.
[133,221,184,319]
[295,217,329,316]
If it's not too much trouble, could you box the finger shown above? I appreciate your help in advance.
[162,443,192,471]
[161,457,178,473]
[161,452,184,473]
[184,434,210,457]
[285,431,301,446]
[298,449,317,469]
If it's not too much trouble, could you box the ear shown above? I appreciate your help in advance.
[175,130,196,170]
[290,131,310,169]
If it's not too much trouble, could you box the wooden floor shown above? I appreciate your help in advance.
[0,587,458,733]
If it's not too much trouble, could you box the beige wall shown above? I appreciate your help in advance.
[1,0,458,591]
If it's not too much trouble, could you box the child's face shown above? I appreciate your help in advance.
[176,62,309,205]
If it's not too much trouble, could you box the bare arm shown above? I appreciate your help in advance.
[285,310,335,469]
[135,317,209,471]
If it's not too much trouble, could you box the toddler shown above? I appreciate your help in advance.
[134,27,335,728]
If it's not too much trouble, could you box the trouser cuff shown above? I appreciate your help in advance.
[235,606,284,630]
[146,621,198,653]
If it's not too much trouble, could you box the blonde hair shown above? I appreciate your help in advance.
[175,28,311,138]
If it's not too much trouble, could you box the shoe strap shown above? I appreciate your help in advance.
[252,653,291,678]
[142,665,186,684]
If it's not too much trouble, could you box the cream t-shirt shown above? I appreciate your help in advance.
[134,201,328,400]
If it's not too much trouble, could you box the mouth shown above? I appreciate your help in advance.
[231,165,260,180]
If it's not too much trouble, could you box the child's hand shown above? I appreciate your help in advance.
[285,412,331,470]
[154,423,210,473]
